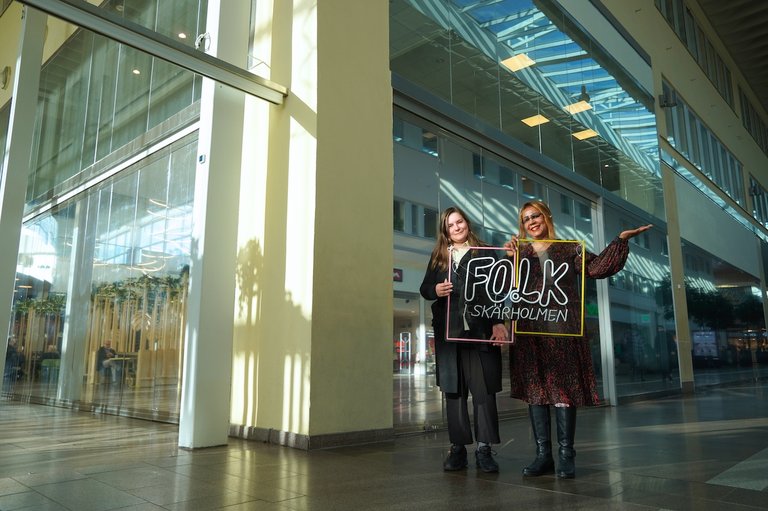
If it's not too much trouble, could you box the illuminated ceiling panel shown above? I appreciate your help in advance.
[449,0,658,166]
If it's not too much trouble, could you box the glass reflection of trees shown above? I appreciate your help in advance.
[86,270,189,388]
[657,276,767,368]
[10,293,66,386]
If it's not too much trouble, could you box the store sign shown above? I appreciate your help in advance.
[446,240,585,343]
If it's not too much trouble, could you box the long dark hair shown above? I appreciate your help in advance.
[429,206,486,271]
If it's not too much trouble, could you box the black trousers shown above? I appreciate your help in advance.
[445,346,500,445]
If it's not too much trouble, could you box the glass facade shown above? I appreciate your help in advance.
[8,134,195,419]
[662,82,745,206]
[681,241,768,386]
[391,0,663,218]
[739,86,768,157]
[390,0,676,429]
[391,108,673,426]
[393,108,583,425]
[26,6,204,209]
[605,203,679,395]
[107,0,207,41]
[750,175,768,229]
[3,3,202,421]
[655,0,734,107]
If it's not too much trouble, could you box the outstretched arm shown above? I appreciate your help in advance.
[619,224,653,240]
[583,224,652,279]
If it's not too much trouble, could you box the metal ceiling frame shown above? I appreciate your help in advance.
[406,0,658,174]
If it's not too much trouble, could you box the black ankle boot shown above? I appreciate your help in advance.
[555,406,577,479]
[443,444,468,471]
[475,445,499,473]
[523,405,555,476]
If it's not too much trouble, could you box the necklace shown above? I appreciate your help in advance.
[450,242,470,269]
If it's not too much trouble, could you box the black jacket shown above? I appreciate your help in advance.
[420,249,502,394]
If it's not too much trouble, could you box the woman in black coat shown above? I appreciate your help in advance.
[420,206,508,473]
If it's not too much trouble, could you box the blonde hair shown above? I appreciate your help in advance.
[518,201,556,239]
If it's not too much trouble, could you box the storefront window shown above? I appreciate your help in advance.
[6,206,73,396]
[601,203,676,396]
[7,134,196,419]
[680,241,768,386]
[0,0,210,420]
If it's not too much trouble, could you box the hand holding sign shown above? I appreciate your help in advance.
[435,279,453,298]
[503,236,518,257]
[491,323,509,345]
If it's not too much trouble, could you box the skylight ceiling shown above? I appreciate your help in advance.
[450,0,659,162]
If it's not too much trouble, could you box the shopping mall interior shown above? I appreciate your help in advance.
[2,0,768,508]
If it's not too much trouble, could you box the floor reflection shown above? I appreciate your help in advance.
[394,361,768,431]
[1,376,180,422]
[7,359,768,433]
[4,383,768,510]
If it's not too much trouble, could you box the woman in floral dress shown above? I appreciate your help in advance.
[506,200,651,479]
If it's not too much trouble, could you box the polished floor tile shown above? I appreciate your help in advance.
[2,382,768,510]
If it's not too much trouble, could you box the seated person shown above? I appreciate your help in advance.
[96,340,121,383]
[40,344,60,360]
[4,338,23,387]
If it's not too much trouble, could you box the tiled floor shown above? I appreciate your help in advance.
[2,382,768,510]
[393,364,768,432]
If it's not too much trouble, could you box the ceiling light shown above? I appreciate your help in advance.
[521,114,549,127]
[178,33,187,39]
[564,100,592,114]
[501,53,535,72]
[132,69,141,75]
[573,129,598,140]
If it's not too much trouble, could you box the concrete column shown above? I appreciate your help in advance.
[304,0,394,443]
[661,164,695,393]
[178,0,248,448]
[0,7,46,370]
[230,0,393,448]
[756,239,768,376]
[594,199,618,405]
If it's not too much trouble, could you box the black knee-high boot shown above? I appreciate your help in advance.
[555,406,577,479]
[523,405,555,476]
